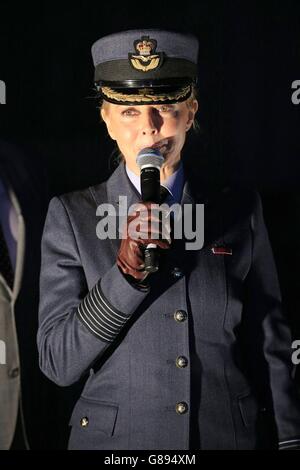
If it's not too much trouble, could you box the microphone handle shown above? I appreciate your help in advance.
[144,243,159,273]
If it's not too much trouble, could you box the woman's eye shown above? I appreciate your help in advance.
[158,106,172,113]
[121,106,176,116]
[121,109,138,116]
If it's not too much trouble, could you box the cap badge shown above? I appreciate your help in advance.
[129,35,164,72]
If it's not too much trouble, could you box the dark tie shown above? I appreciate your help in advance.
[0,223,14,289]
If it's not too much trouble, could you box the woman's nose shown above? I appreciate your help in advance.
[140,110,160,135]
[142,128,156,135]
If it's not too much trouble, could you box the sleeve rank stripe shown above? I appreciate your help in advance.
[95,282,129,320]
[77,304,113,343]
[83,295,120,335]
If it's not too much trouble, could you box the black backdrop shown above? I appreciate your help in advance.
[0,0,299,448]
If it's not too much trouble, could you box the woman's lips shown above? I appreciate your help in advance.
[150,139,169,153]
[152,139,168,149]
[137,139,171,155]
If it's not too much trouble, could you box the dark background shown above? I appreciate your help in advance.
[0,0,299,448]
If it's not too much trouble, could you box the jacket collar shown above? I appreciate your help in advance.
[105,161,197,208]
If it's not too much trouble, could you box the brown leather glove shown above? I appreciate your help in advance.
[117,201,171,284]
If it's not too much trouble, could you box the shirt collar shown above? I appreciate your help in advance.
[125,161,185,204]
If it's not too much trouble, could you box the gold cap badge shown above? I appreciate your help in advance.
[129,35,164,72]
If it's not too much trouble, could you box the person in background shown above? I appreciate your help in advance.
[0,140,59,449]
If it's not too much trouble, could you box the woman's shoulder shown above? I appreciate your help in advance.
[56,164,121,210]
[48,179,109,216]
[198,182,263,230]
[220,184,260,204]
[195,178,260,209]
[220,183,262,213]
[184,166,260,209]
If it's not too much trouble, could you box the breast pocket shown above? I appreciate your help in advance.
[68,396,119,450]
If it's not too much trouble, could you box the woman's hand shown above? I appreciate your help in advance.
[117,201,171,282]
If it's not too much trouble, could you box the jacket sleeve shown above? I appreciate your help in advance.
[37,196,150,387]
[242,191,300,449]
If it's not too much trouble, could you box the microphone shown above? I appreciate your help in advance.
[136,147,165,273]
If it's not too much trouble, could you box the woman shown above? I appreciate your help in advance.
[37,29,300,450]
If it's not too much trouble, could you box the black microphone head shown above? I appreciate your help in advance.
[136,147,164,170]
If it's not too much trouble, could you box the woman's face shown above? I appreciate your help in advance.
[101,98,198,178]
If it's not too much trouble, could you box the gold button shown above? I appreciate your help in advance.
[80,417,89,427]
[176,356,188,368]
[174,310,187,322]
[175,401,188,414]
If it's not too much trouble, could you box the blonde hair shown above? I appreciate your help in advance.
[185,85,199,132]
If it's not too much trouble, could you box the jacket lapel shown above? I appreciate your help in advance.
[106,162,141,209]
[92,162,211,256]
[93,163,141,256]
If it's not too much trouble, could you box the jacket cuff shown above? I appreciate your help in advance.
[76,263,150,343]
[278,438,300,450]
[100,263,150,311]
[122,272,150,292]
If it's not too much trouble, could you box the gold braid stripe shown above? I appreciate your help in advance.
[101,85,191,103]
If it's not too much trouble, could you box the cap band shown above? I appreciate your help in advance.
[100,84,192,104]
[94,58,197,84]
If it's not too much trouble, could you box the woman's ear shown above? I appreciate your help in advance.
[100,105,116,140]
[186,99,199,131]
[100,106,106,123]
